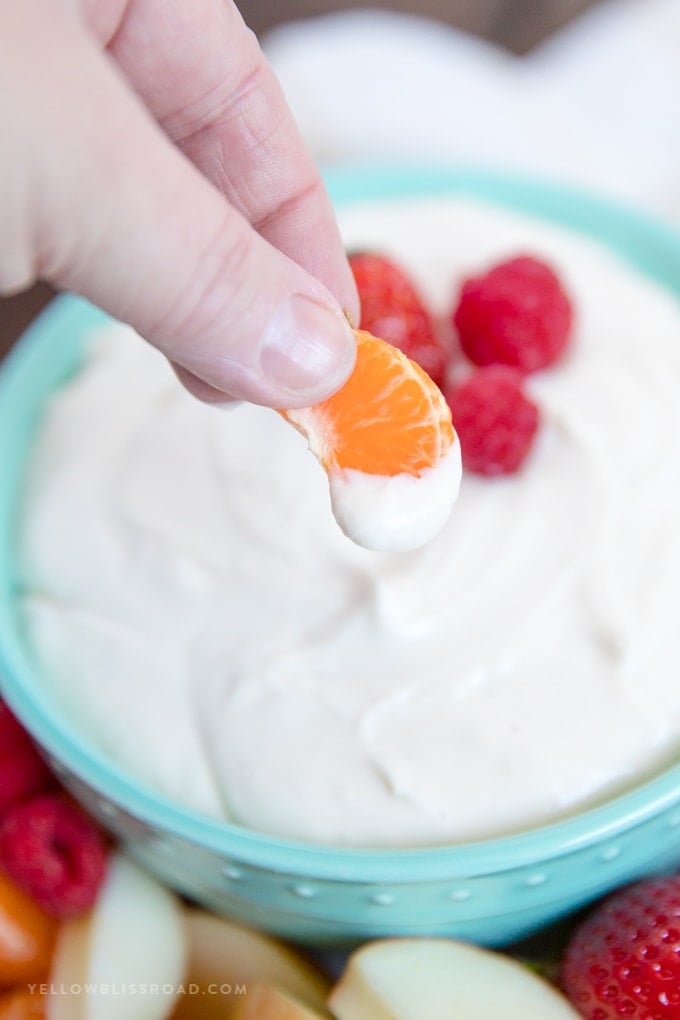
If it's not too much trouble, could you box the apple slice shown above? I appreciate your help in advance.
[170,910,330,1020]
[328,938,580,1019]
[232,984,332,1019]
[47,917,92,1020]
[47,853,186,1020]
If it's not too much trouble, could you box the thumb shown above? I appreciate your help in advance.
[5,8,356,408]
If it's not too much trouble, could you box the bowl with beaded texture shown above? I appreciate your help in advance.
[3,166,680,946]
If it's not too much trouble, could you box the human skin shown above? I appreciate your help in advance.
[0,0,359,408]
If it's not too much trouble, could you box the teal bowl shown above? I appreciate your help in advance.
[3,167,680,947]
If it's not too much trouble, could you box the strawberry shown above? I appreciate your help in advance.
[349,252,448,389]
[561,875,680,1019]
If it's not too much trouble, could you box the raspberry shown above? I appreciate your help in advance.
[0,701,54,815]
[349,252,448,388]
[446,367,540,476]
[453,255,573,373]
[0,793,108,917]
[561,875,680,1019]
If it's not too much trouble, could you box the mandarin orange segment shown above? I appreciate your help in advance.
[0,990,45,1019]
[0,872,57,988]
[281,330,454,477]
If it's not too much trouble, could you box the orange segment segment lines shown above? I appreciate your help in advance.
[281,330,455,478]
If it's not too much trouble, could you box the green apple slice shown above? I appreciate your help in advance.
[328,938,580,1019]
[170,910,330,1019]
[47,917,92,1020]
[47,853,186,1020]
[232,983,332,1019]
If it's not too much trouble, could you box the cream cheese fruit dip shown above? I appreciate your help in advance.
[326,446,461,554]
[17,197,680,847]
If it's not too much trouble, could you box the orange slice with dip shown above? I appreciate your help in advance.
[281,329,460,551]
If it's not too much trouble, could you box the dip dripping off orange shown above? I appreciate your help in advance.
[281,329,455,477]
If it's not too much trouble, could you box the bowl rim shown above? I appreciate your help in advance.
[3,163,680,883]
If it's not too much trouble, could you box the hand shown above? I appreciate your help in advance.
[0,0,358,408]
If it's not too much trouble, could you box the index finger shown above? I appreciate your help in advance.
[102,0,359,321]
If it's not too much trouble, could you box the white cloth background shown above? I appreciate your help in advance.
[264,0,680,221]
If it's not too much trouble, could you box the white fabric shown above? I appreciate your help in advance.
[264,0,680,220]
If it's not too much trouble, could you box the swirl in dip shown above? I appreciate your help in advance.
[17,197,680,847]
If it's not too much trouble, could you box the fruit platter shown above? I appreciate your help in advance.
[3,696,679,1019]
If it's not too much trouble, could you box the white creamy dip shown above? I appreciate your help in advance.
[18,198,680,846]
[327,447,462,553]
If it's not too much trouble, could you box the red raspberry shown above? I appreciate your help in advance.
[561,875,680,1019]
[446,367,540,476]
[0,793,109,917]
[0,701,54,815]
[453,255,573,373]
[349,252,448,388]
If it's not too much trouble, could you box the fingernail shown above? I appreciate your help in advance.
[259,294,356,402]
